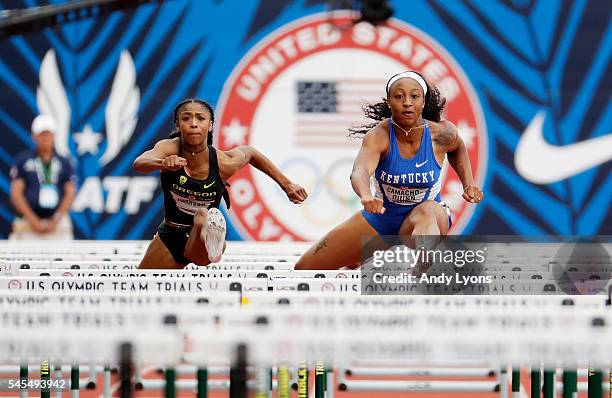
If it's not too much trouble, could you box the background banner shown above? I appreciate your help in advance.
[0,0,610,239]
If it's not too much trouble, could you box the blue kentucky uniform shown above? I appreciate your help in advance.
[361,120,451,235]
[10,151,76,219]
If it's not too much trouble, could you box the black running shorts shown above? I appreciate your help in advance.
[157,222,191,265]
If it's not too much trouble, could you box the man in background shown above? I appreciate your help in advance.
[9,114,76,240]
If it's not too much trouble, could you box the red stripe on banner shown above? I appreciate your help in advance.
[336,97,378,102]
[297,129,349,137]
[298,115,362,121]
[336,79,387,85]
[336,89,382,96]
[335,107,368,114]
[297,120,363,126]
[297,112,364,118]
[296,141,360,147]
[296,135,358,140]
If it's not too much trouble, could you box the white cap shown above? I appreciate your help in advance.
[31,114,56,135]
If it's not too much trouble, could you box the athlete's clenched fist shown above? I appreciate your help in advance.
[161,155,187,171]
[361,195,385,214]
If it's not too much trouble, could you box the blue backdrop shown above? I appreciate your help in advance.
[0,0,610,239]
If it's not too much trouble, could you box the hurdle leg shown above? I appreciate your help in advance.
[587,368,602,398]
[324,367,327,392]
[196,367,207,398]
[54,364,62,398]
[336,365,346,394]
[562,369,577,398]
[133,358,142,388]
[325,368,334,398]
[86,361,97,389]
[119,342,133,398]
[512,368,520,398]
[41,359,50,398]
[277,364,290,398]
[543,369,555,398]
[531,367,541,398]
[20,362,28,398]
[229,343,248,398]
[315,361,325,398]
[103,364,111,398]
[499,367,509,398]
[269,368,273,398]
[71,363,79,398]
[253,365,270,398]
[297,363,309,398]
[165,367,176,398]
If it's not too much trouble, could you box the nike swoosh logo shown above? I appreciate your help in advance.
[415,160,428,168]
[515,112,612,184]
[203,182,215,189]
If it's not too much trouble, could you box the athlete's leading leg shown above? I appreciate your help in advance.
[203,208,226,263]
[138,234,184,269]
[398,200,450,241]
[398,200,450,274]
[294,211,385,270]
[183,208,227,266]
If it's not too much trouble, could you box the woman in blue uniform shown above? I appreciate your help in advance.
[294,71,483,270]
[134,98,307,269]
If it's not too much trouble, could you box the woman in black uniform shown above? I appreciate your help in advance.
[134,98,307,269]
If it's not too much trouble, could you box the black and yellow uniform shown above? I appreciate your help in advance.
[157,145,229,264]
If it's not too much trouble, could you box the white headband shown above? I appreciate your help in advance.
[386,71,428,96]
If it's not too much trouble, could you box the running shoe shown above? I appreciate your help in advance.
[204,207,226,263]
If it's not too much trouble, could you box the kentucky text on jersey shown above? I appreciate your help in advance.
[379,170,435,184]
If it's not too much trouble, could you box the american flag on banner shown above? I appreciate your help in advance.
[295,79,385,147]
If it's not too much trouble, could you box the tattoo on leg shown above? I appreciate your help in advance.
[313,237,328,255]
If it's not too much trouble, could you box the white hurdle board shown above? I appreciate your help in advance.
[0,276,268,293]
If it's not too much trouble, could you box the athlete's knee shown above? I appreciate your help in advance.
[294,256,310,270]
[193,208,208,229]
[399,203,437,235]
[411,202,439,223]
[414,201,439,216]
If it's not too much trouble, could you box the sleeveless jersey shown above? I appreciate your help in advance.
[373,120,443,212]
[161,145,227,227]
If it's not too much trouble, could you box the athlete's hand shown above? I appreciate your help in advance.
[463,185,483,204]
[162,155,187,171]
[361,195,385,214]
[284,183,308,204]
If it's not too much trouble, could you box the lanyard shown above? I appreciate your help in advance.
[35,157,54,184]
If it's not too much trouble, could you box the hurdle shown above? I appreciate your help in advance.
[1,239,611,398]
[3,310,612,397]
[17,267,612,286]
[1,311,610,396]
[15,268,361,280]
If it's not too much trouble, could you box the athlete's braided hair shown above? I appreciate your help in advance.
[348,71,446,137]
[169,98,215,145]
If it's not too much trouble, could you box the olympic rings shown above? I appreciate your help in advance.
[278,156,361,227]
[278,156,358,206]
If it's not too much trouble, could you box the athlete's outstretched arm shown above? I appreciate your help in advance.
[351,129,387,214]
[224,146,307,204]
[133,139,184,173]
[442,121,483,203]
